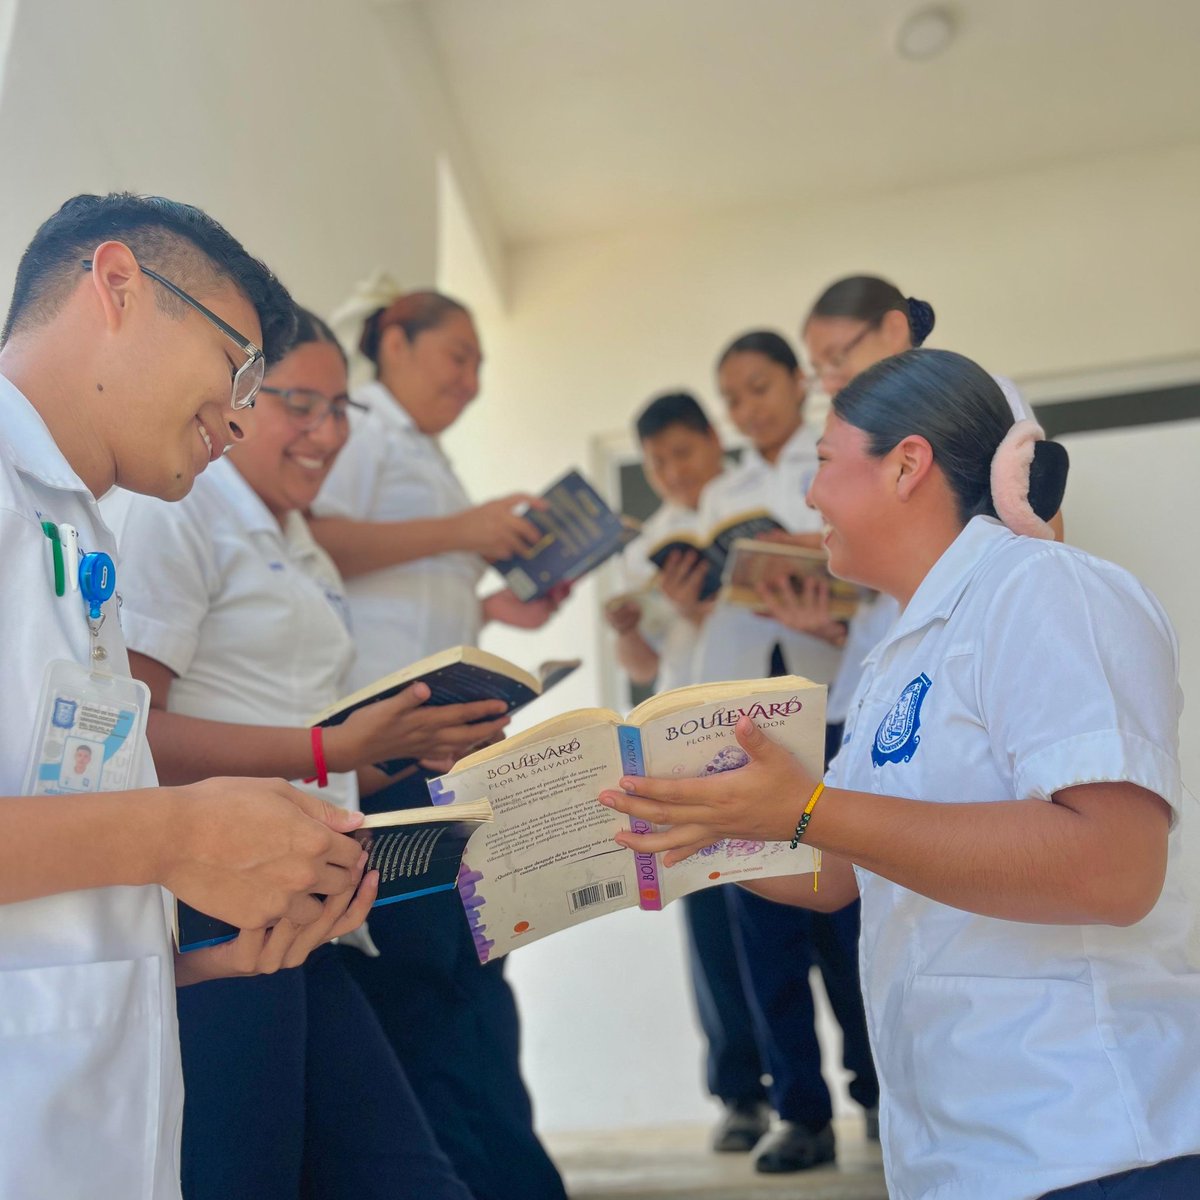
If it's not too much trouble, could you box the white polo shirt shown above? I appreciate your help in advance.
[829,516,1200,1200]
[619,499,705,694]
[112,458,358,811]
[827,374,1035,726]
[690,423,843,688]
[0,375,183,1200]
[313,380,486,689]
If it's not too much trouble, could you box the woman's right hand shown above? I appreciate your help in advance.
[451,494,546,560]
[604,597,643,635]
[327,682,511,770]
[159,777,368,931]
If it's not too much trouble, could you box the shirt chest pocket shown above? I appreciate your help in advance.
[0,955,163,1200]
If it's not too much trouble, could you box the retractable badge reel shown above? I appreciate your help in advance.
[22,546,150,795]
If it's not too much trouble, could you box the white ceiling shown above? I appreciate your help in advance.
[396,0,1200,245]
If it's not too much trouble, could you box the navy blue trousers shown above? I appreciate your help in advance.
[176,944,471,1200]
[725,706,878,1129]
[340,773,567,1200]
[1041,1156,1200,1198]
[681,884,768,1105]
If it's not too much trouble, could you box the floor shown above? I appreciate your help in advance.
[548,1118,889,1200]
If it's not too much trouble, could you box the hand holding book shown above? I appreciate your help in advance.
[175,855,378,986]
[448,492,548,561]
[322,681,511,777]
[601,712,820,866]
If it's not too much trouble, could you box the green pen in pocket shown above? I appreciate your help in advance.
[41,520,65,597]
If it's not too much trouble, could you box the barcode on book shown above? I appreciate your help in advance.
[568,877,627,913]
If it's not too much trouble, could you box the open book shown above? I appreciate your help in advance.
[175,797,494,953]
[645,509,786,601]
[492,469,638,601]
[427,676,825,963]
[309,646,581,776]
[721,538,860,620]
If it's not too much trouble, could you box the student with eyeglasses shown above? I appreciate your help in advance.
[306,281,569,1200]
[0,193,375,1200]
[110,306,500,1200]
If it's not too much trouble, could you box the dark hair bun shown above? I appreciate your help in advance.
[1028,440,1070,522]
[906,297,936,347]
[358,306,387,365]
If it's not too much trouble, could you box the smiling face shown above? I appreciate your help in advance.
[807,413,898,588]
[379,309,482,436]
[641,423,725,510]
[716,350,806,462]
[225,341,350,523]
[107,273,263,501]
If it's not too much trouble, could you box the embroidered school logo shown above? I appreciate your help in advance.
[871,673,932,767]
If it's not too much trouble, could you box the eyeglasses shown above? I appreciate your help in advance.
[82,259,265,409]
[257,387,367,431]
[809,322,877,382]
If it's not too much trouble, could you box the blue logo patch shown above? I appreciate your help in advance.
[871,673,932,767]
[52,698,77,729]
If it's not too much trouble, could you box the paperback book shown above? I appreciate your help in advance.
[427,676,825,963]
[645,509,786,600]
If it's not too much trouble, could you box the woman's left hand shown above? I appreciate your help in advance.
[599,716,819,865]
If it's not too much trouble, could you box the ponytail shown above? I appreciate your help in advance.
[808,275,937,348]
[833,349,1067,533]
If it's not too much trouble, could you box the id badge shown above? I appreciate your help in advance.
[23,660,149,795]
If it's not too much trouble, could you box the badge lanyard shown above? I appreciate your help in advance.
[25,524,147,796]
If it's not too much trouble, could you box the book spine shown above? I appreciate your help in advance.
[617,725,662,911]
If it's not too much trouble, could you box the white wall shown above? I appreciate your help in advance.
[446,142,1200,1133]
[0,0,500,320]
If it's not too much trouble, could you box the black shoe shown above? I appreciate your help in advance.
[753,1121,836,1173]
[711,1100,772,1153]
[865,1105,880,1142]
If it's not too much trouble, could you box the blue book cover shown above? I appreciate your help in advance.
[493,469,631,601]
[175,798,492,953]
[309,647,580,777]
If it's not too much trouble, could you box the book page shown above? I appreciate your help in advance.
[432,720,638,962]
[638,680,827,903]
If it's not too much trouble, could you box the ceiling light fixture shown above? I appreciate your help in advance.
[896,5,957,61]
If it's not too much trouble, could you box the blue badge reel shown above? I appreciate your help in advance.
[872,673,932,767]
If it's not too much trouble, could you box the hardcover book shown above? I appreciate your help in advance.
[175,797,494,953]
[645,509,787,601]
[492,469,635,601]
[309,646,581,776]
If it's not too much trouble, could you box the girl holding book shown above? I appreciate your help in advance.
[604,348,1200,1200]
[112,308,502,1200]
[308,281,569,1200]
[761,276,1060,727]
[683,330,879,1173]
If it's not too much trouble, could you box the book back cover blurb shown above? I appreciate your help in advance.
[359,820,480,906]
[434,721,639,962]
[494,470,626,600]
